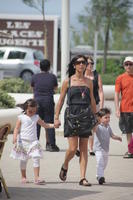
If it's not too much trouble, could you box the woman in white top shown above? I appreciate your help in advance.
[10,99,54,185]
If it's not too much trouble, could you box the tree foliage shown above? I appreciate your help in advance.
[22,0,48,58]
[72,0,133,73]
[23,0,43,12]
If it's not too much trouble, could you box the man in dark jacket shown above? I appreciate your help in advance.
[31,59,60,152]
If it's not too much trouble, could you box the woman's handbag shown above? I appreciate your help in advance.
[64,106,97,137]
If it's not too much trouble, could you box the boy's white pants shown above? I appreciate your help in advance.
[95,150,108,178]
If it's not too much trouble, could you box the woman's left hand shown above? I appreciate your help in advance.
[54,119,61,128]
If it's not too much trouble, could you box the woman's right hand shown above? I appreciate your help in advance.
[13,137,17,144]
[54,119,61,128]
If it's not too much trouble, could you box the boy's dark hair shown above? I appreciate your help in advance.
[17,99,37,113]
[97,107,111,118]
[40,59,50,72]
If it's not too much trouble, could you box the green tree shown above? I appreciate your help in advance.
[112,28,133,50]
[22,0,48,58]
[76,0,133,73]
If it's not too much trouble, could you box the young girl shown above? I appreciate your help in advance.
[93,108,122,185]
[10,99,55,185]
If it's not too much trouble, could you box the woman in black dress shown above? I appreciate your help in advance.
[54,55,97,186]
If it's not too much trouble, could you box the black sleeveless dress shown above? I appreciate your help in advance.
[64,86,97,138]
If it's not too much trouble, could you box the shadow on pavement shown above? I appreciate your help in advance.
[103,182,133,188]
[0,187,101,200]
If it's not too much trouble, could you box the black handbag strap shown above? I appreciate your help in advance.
[68,77,72,106]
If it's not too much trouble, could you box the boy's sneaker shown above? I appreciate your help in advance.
[103,177,105,183]
[98,177,105,185]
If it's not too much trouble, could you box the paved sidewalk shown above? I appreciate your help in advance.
[0,101,133,200]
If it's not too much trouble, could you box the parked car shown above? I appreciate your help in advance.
[0,46,44,81]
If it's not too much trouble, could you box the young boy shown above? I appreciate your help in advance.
[93,108,122,185]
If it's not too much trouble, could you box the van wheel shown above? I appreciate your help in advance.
[21,71,33,82]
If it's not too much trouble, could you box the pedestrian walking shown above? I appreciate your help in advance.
[115,56,133,158]
[31,59,60,152]
[93,108,122,185]
[85,56,104,156]
[10,99,55,184]
[54,55,97,186]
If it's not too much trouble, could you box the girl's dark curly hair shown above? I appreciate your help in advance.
[17,99,37,113]
[67,55,87,77]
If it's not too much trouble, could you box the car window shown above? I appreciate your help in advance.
[0,50,5,59]
[33,50,44,60]
[8,51,26,59]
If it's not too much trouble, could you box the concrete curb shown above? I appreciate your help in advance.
[0,107,22,131]
[0,85,115,130]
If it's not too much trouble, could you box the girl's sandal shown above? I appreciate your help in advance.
[79,178,92,186]
[21,178,29,184]
[59,165,67,181]
[34,179,46,185]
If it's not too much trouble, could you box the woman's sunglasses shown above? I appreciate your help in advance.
[75,60,86,65]
[87,62,94,65]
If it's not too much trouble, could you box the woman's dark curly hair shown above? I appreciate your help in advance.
[67,55,87,77]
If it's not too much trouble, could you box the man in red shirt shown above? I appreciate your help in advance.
[115,56,133,158]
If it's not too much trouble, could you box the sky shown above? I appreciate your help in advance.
[0,0,89,30]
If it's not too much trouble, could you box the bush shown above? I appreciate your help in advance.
[0,89,15,108]
[100,73,118,85]
[96,58,125,85]
[96,58,125,75]
[0,78,32,93]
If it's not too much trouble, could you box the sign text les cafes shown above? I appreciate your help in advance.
[0,18,54,60]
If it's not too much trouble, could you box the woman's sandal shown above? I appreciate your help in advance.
[79,178,92,186]
[59,165,68,181]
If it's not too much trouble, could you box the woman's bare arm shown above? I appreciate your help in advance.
[98,74,104,109]
[54,78,68,126]
[88,79,96,113]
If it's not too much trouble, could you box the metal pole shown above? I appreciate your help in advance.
[93,31,98,70]
[61,0,70,83]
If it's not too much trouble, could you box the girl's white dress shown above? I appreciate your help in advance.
[10,113,43,161]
